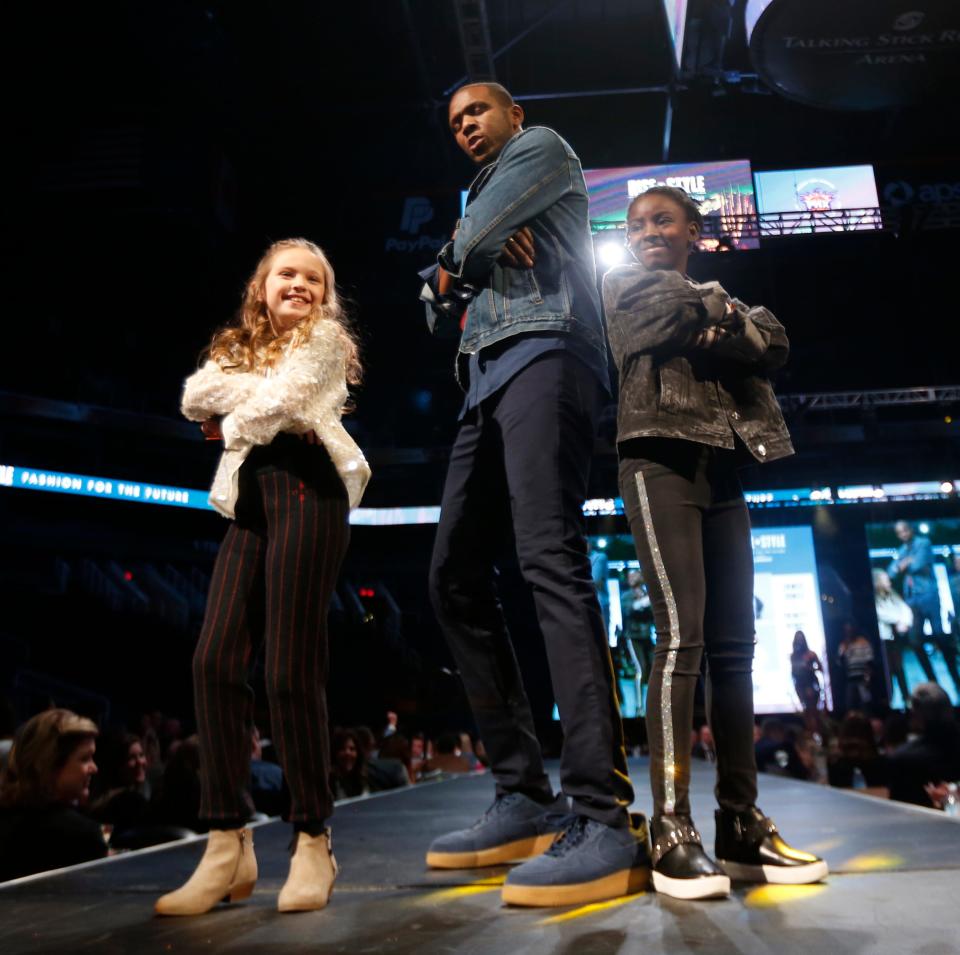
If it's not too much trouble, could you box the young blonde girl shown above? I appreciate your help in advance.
[156,238,370,916]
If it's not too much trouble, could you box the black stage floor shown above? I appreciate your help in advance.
[3,759,960,955]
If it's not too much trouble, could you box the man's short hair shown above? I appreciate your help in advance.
[451,81,515,108]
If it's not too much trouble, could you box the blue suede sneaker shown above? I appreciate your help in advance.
[501,812,652,907]
[426,792,569,869]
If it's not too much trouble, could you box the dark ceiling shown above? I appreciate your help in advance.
[2,0,958,461]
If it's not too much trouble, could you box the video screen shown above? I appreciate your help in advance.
[753,164,881,234]
[866,518,960,709]
[579,525,829,718]
[584,160,759,251]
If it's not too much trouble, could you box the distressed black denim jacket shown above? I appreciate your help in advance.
[601,262,794,464]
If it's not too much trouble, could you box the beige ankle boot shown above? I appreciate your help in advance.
[155,828,257,916]
[277,829,338,912]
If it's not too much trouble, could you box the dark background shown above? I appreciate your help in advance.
[1,0,958,736]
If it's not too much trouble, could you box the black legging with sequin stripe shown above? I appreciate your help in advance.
[618,437,759,818]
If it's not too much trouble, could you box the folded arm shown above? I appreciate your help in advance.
[219,323,346,450]
[180,361,261,422]
[443,128,572,284]
[602,265,711,360]
[699,301,790,373]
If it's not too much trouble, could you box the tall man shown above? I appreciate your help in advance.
[420,82,647,907]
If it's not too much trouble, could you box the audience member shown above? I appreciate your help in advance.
[888,683,960,808]
[149,735,204,832]
[249,726,288,817]
[409,732,430,781]
[457,731,485,771]
[331,728,370,799]
[882,712,910,753]
[89,731,151,836]
[0,709,107,881]
[754,719,809,780]
[377,733,416,785]
[423,732,474,774]
[382,711,399,739]
[354,724,410,792]
[827,712,889,792]
[691,724,716,762]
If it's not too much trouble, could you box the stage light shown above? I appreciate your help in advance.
[941,482,953,494]
[596,538,608,549]
[919,523,930,535]
[597,241,627,268]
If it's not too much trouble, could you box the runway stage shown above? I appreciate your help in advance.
[3,760,960,955]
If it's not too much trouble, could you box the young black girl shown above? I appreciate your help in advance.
[602,187,827,900]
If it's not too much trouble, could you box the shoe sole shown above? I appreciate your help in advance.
[154,880,256,916]
[501,865,650,907]
[652,870,730,900]
[717,859,829,884]
[426,833,558,869]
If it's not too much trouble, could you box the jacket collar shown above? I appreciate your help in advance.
[465,128,526,200]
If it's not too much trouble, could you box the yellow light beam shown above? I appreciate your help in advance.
[537,893,647,925]
[419,873,507,904]
[744,884,828,909]
[840,852,904,873]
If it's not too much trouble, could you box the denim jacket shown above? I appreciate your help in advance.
[602,262,794,464]
[436,127,607,364]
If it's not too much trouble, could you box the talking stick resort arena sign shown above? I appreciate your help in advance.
[745,0,960,110]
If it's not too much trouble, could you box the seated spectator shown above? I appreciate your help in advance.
[249,726,287,818]
[89,731,151,834]
[423,732,474,775]
[354,724,409,791]
[382,711,399,740]
[149,735,204,833]
[754,719,809,780]
[331,728,369,799]
[827,712,889,792]
[141,725,164,796]
[0,709,107,881]
[376,733,416,786]
[409,732,429,781]
[888,683,960,808]
[882,712,910,753]
[691,724,716,762]
[458,732,486,770]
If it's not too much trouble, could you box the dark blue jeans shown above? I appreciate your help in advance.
[429,351,634,828]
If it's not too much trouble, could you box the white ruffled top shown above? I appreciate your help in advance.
[180,319,371,518]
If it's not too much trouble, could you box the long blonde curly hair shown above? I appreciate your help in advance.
[207,238,362,386]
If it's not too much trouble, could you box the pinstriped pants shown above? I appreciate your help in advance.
[193,435,350,826]
[619,437,758,819]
